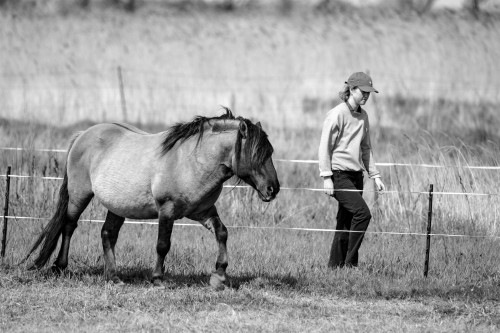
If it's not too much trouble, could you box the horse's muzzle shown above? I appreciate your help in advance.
[259,184,280,202]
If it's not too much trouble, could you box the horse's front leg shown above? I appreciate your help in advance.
[152,211,175,287]
[197,207,230,290]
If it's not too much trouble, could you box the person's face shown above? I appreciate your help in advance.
[351,87,370,105]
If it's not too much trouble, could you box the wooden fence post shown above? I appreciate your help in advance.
[1,166,12,258]
[117,66,128,123]
[424,184,434,277]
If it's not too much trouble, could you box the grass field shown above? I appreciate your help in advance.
[1,2,500,332]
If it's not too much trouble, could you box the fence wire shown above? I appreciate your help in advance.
[2,147,500,238]
[1,215,499,239]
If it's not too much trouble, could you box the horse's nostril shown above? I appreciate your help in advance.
[267,186,274,194]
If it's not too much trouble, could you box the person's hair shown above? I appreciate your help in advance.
[338,84,353,102]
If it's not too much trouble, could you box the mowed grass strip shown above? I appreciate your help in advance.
[1,266,499,332]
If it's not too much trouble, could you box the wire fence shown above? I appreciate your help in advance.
[1,215,499,240]
[1,146,500,239]
[1,174,500,197]
[2,147,500,196]
[3,147,500,170]
[2,143,500,279]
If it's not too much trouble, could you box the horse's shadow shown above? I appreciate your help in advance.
[39,265,300,290]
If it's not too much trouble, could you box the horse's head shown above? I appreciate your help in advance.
[233,119,280,202]
[161,108,280,202]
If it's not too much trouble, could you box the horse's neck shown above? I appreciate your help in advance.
[207,127,238,168]
[204,118,239,159]
[161,119,239,183]
[174,127,236,183]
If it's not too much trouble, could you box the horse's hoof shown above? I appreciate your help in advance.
[111,276,125,286]
[210,272,229,291]
[152,277,165,288]
[51,265,64,275]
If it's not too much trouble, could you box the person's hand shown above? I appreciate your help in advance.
[323,177,334,196]
[374,178,385,193]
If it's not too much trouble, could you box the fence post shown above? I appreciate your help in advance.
[1,166,12,258]
[424,184,434,277]
[117,66,128,123]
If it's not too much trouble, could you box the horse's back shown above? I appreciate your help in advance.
[111,123,150,135]
[68,123,152,165]
[67,123,162,219]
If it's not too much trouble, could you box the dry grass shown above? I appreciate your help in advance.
[1,275,498,332]
[1,4,500,332]
[1,5,500,128]
[1,119,500,332]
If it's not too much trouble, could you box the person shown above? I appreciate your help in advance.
[318,72,386,268]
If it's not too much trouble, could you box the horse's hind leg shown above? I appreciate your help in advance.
[101,211,125,284]
[53,195,93,272]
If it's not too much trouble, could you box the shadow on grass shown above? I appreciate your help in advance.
[4,263,499,303]
[12,264,300,291]
[117,268,301,291]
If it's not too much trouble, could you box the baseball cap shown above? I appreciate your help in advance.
[346,72,379,93]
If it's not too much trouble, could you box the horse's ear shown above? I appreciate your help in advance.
[239,121,248,138]
[256,121,262,129]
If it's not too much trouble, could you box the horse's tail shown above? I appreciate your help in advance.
[21,132,81,269]
[23,171,69,269]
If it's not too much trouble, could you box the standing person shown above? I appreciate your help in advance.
[318,72,386,268]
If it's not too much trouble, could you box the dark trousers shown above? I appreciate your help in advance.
[328,171,372,268]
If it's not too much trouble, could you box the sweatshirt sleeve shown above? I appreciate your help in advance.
[318,112,339,177]
[360,120,380,178]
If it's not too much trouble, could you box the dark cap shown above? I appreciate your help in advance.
[346,72,378,93]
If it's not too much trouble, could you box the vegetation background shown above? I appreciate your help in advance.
[1,0,500,332]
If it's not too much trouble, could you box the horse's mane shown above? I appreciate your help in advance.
[160,107,235,156]
[160,107,274,168]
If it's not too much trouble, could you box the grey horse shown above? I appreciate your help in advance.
[24,108,280,289]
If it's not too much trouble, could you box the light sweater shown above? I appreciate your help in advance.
[318,102,380,178]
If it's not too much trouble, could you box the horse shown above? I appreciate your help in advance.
[23,108,280,289]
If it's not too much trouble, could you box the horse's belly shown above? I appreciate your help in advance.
[93,179,158,219]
